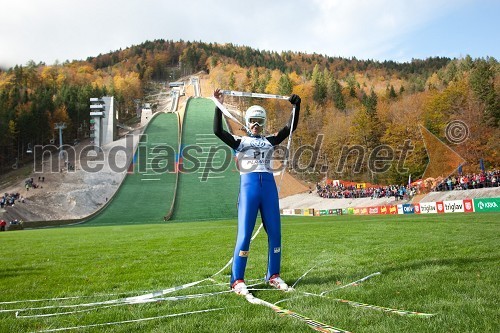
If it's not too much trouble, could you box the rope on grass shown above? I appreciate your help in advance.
[32,307,231,333]
[15,290,236,318]
[275,271,382,306]
[291,259,333,290]
[320,272,381,296]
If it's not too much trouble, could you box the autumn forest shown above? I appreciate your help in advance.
[0,39,498,184]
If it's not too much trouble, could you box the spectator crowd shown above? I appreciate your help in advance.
[315,183,417,201]
[0,218,23,231]
[314,170,499,200]
[434,170,499,191]
[1,192,22,208]
[25,177,43,191]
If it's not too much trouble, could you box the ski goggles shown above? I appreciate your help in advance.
[248,118,265,127]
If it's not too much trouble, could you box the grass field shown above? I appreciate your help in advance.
[0,213,498,333]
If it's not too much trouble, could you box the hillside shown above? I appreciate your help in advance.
[1,40,498,187]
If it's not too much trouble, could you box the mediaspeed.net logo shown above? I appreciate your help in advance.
[30,119,471,185]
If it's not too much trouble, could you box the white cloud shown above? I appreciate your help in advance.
[0,0,489,68]
[305,0,471,60]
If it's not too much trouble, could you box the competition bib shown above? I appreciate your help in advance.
[235,136,275,174]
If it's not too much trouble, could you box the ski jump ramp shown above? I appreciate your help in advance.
[86,98,239,225]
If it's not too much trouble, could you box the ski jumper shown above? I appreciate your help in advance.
[213,101,300,285]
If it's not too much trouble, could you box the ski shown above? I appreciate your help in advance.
[221,90,290,100]
[245,294,351,333]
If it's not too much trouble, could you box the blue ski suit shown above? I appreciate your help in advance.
[213,95,301,285]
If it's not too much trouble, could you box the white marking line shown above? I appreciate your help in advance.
[199,159,222,166]
[141,179,160,181]
[198,176,225,179]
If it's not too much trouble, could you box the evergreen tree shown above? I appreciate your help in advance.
[330,79,345,111]
[312,65,326,103]
[277,74,293,96]
[345,73,357,97]
[389,85,397,99]
[229,72,236,90]
[469,59,499,126]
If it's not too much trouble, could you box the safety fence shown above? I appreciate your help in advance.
[280,197,500,216]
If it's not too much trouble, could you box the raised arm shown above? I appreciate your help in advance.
[267,94,301,146]
[213,89,240,150]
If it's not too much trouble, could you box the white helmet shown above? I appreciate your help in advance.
[245,105,267,129]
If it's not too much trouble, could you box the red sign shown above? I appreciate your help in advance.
[436,201,445,213]
[463,199,474,213]
[388,205,398,214]
[368,206,380,215]
[414,203,421,214]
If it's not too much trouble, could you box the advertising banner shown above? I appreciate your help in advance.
[473,197,500,212]
[402,203,415,214]
[414,203,421,214]
[418,202,437,214]
[436,201,445,213]
[282,197,499,217]
[463,199,474,213]
[327,209,342,215]
[281,209,295,216]
[443,200,465,213]
[303,209,314,216]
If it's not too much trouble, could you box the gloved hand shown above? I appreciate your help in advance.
[288,94,301,105]
[214,88,224,104]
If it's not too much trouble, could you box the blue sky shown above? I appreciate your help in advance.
[399,1,500,60]
[0,0,498,69]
